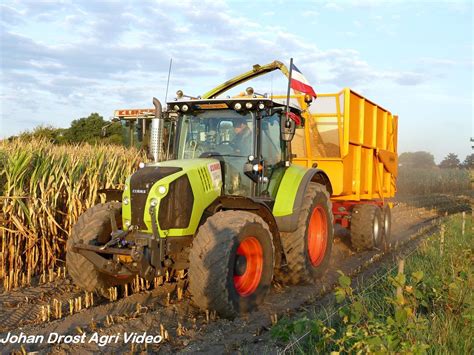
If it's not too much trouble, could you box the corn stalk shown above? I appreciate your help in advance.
[0,139,144,289]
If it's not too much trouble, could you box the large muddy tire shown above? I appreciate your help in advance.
[350,204,383,251]
[66,202,130,295]
[381,205,392,251]
[189,211,274,319]
[279,182,334,284]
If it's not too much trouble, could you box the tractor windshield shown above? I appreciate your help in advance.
[176,108,285,197]
[177,110,255,195]
[177,110,255,159]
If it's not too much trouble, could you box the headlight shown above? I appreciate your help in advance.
[157,185,167,195]
[234,103,242,110]
[173,104,179,111]
[245,102,253,109]
[123,197,129,205]
[150,198,158,207]
[181,104,189,112]
[258,103,265,110]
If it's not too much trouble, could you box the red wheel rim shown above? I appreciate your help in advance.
[307,206,328,266]
[233,236,263,297]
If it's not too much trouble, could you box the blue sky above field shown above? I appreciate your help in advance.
[0,0,472,162]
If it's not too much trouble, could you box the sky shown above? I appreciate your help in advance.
[0,0,472,162]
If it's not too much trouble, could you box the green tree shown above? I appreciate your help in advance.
[17,125,66,144]
[439,153,460,169]
[398,151,436,169]
[62,113,122,144]
[62,113,105,144]
[462,153,474,169]
[10,114,124,145]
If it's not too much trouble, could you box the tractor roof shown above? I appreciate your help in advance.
[166,97,302,114]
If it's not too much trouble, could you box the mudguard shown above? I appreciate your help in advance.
[273,165,331,232]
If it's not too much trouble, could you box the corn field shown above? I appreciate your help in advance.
[0,139,144,290]
[1,139,470,291]
[397,166,470,195]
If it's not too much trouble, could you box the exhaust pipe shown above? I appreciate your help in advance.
[151,97,164,163]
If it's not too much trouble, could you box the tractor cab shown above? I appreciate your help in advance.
[168,97,303,199]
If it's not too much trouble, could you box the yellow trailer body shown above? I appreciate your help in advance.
[289,88,398,201]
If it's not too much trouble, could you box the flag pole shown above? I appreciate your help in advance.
[285,57,293,117]
[284,58,294,164]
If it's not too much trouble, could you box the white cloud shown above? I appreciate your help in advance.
[0,0,467,143]
[324,2,343,11]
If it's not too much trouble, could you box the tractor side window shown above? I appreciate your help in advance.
[260,113,285,198]
[261,114,282,166]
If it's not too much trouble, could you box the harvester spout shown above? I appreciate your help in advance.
[151,97,164,162]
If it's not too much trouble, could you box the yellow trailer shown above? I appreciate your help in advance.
[280,89,398,237]
[291,89,398,202]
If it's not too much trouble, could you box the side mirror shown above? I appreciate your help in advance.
[280,114,296,142]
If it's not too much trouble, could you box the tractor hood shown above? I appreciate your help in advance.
[122,159,222,235]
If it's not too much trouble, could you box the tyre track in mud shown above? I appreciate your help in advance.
[1,195,471,353]
[0,281,79,332]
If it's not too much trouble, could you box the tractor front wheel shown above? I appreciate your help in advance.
[188,211,274,318]
[66,202,132,296]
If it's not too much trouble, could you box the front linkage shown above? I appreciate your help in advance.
[72,204,191,281]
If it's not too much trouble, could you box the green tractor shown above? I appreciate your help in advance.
[67,93,334,318]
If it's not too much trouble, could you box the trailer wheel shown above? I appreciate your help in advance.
[66,202,132,296]
[350,204,383,251]
[279,182,334,284]
[189,211,274,318]
[382,205,392,251]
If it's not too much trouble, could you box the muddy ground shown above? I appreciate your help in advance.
[0,193,471,354]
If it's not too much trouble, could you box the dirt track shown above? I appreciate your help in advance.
[0,193,471,353]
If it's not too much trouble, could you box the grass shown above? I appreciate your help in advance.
[0,138,145,290]
[272,213,473,353]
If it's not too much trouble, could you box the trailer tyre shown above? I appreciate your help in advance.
[66,202,131,296]
[279,182,334,284]
[350,204,383,251]
[189,211,274,319]
[382,205,392,251]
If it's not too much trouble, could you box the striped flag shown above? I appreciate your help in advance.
[290,63,317,98]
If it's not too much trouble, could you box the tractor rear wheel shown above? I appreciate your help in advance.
[66,202,132,295]
[279,182,334,284]
[188,211,274,318]
[350,204,383,251]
